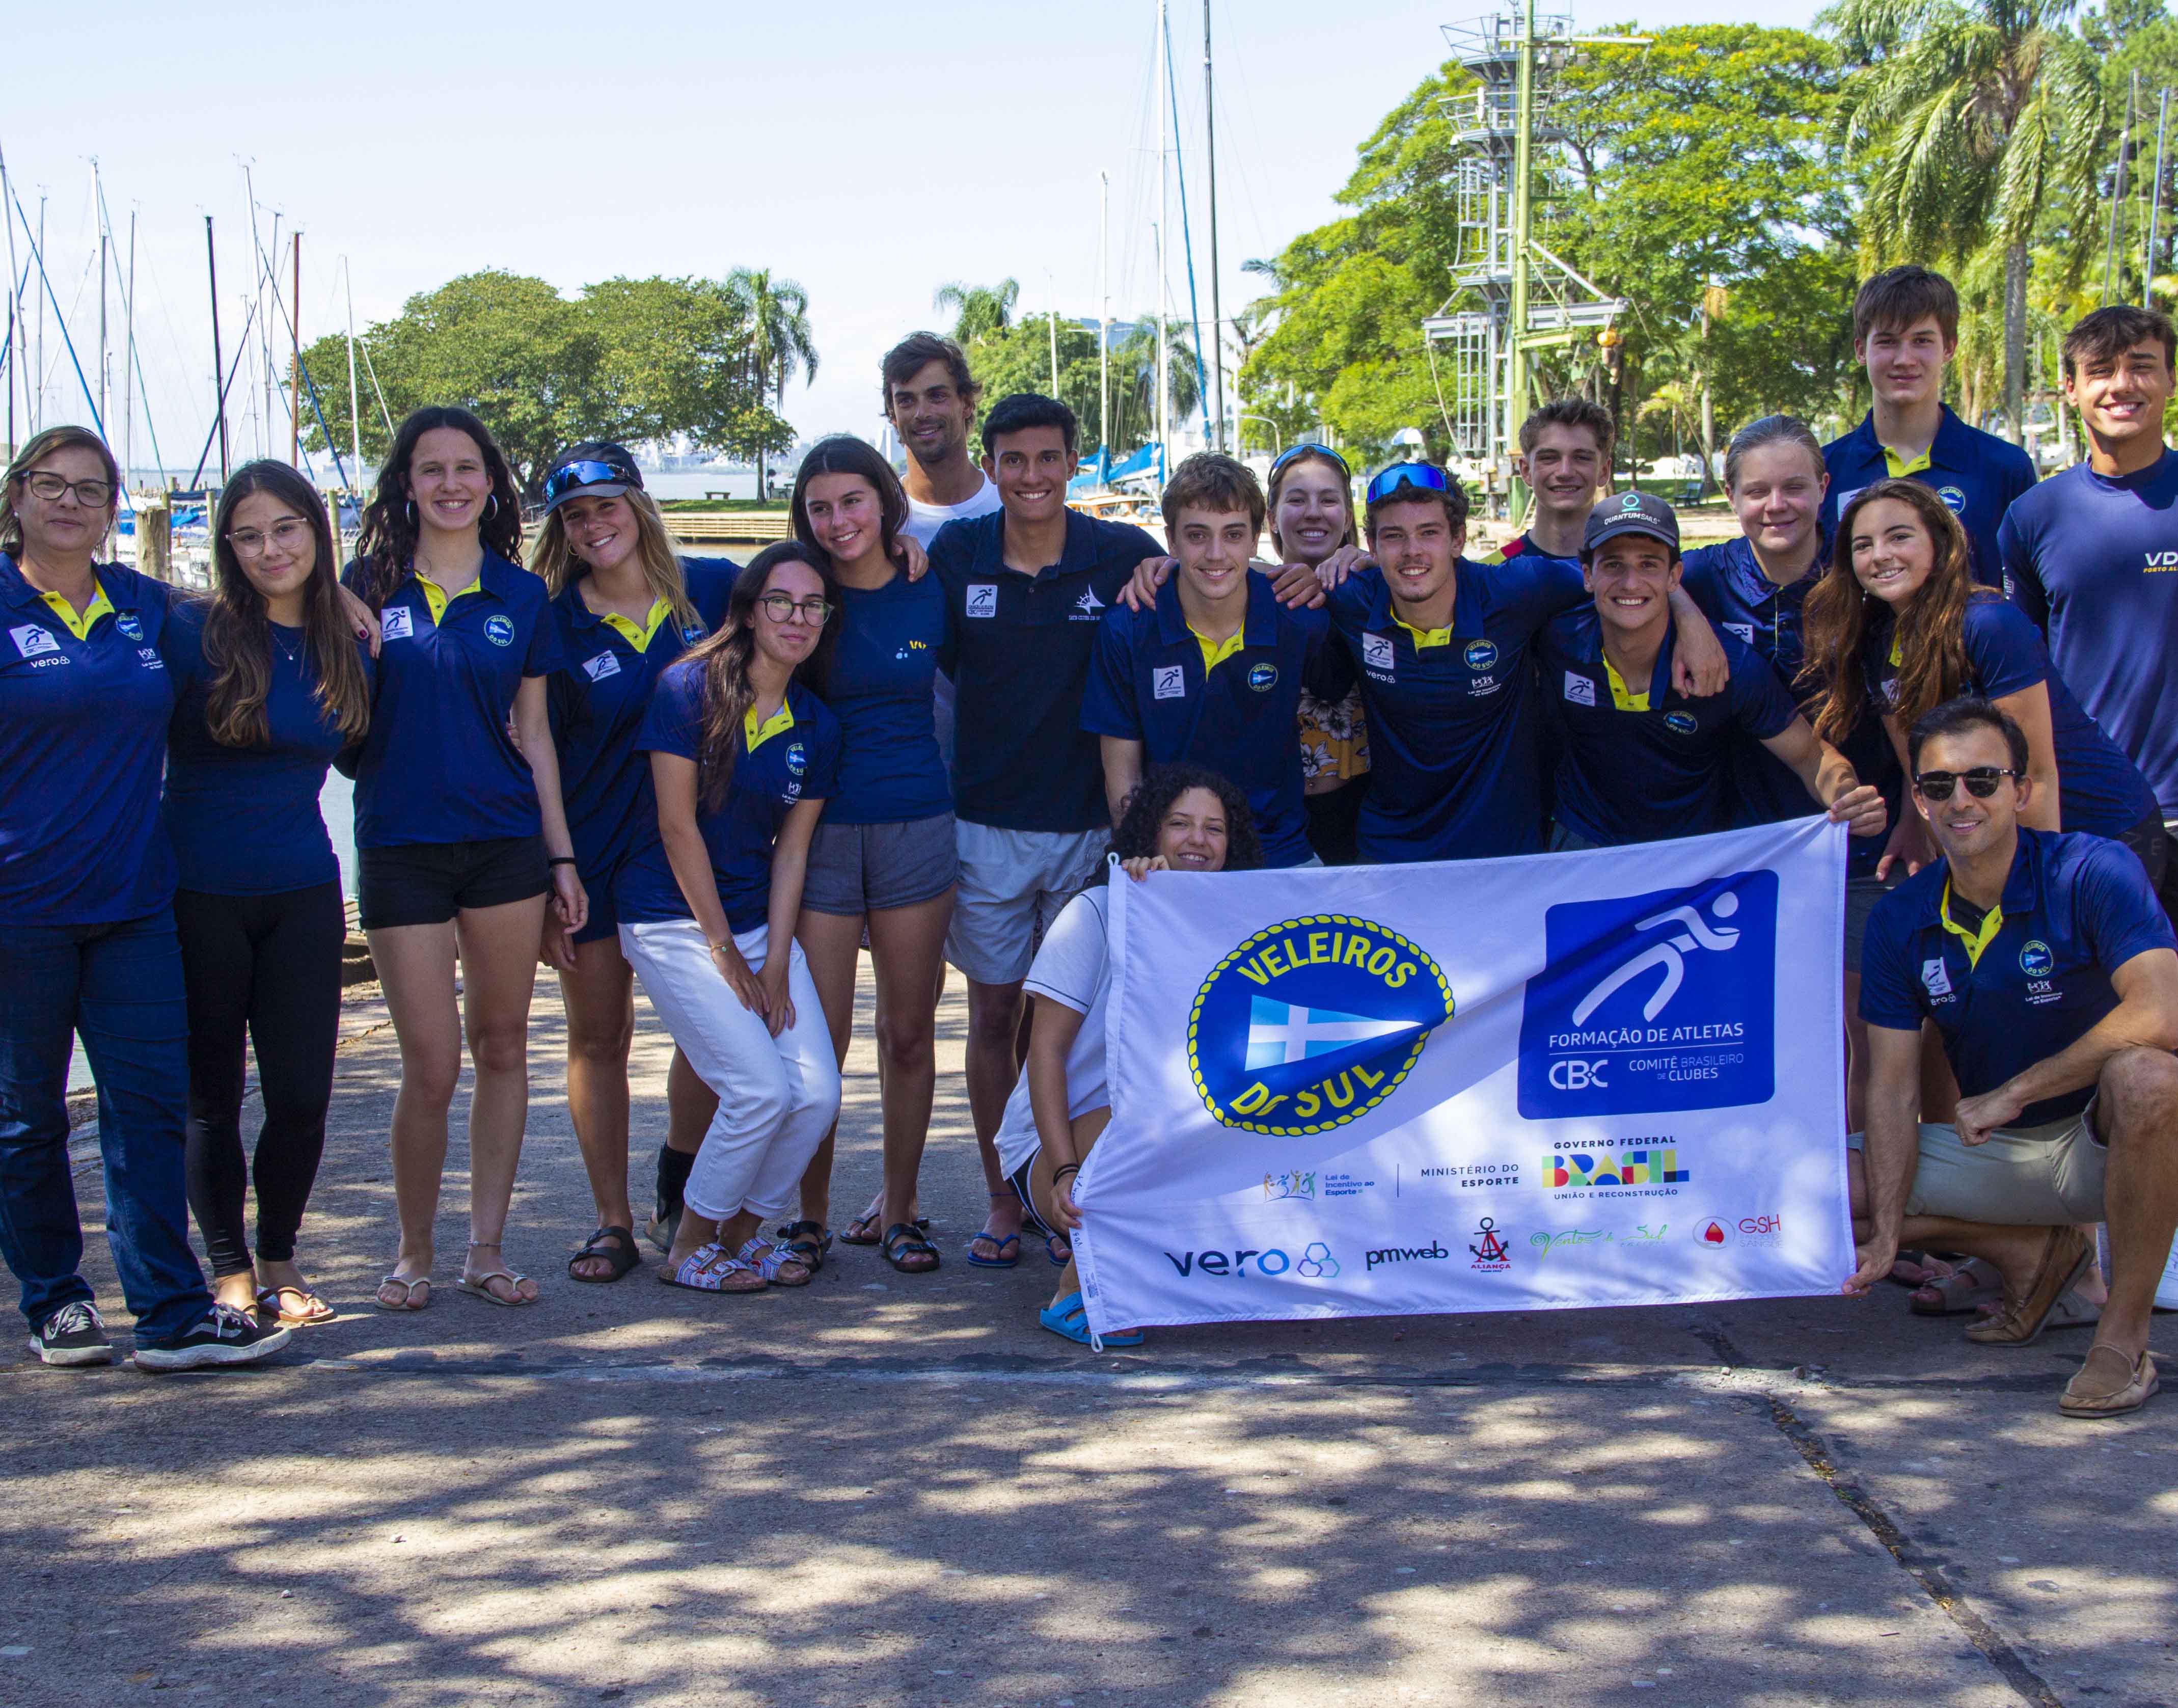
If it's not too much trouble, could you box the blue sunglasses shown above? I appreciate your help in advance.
[1365,462,1451,506]
[1270,442,1351,481]
[543,457,644,508]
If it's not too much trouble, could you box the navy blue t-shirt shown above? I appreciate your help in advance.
[0,555,177,925]
[1821,405,2035,589]
[547,557,736,930]
[160,599,373,896]
[1860,829,2177,1125]
[1080,572,1336,868]
[1862,594,2158,837]
[1322,555,1585,862]
[2002,449,2178,818]
[615,667,842,935]
[1538,610,1799,847]
[931,506,1162,832]
[819,567,953,825]
[344,552,563,849]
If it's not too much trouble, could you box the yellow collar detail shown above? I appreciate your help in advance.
[1393,615,1454,649]
[601,598,672,654]
[1192,627,1246,675]
[1889,631,1902,668]
[744,699,796,751]
[1602,656,1649,713]
[1882,443,1934,478]
[415,573,484,626]
[39,582,115,642]
[1939,879,2004,968]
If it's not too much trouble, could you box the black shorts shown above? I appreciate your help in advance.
[358,835,550,930]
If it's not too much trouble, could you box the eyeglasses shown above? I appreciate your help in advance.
[1270,442,1351,482]
[756,592,833,625]
[1365,462,1451,505]
[1913,767,2021,801]
[542,457,642,507]
[17,471,116,507]
[225,518,312,557]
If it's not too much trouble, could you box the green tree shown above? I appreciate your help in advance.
[725,267,818,498]
[934,279,1021,343]
[959,313,1108,450]
[1827,0,2109,441]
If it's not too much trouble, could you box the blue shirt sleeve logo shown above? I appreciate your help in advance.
[1247,661,1279,692]
[1517,872,1778,1117]
[2019,939,2055,978]
[1187,912,1455,1135]
[1663,710,1698,735]
[1463,639,1499,671]
[483,614,516,647]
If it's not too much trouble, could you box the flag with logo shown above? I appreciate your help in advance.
[1070,818,1855,1333]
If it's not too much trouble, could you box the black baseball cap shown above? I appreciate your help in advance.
[1583,489,1680,556]
[543,442,645,513]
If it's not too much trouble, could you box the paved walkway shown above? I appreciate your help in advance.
[4,969,2170,1707]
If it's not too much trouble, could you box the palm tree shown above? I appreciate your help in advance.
[1827,0,2107,443]
[725,267,818,498]
[932,279,1020,344]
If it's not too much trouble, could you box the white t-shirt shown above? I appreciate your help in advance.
[901,472,1002,548]
[993,885,1113,1177]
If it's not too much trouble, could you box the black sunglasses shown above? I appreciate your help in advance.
[1913,767,2021,801]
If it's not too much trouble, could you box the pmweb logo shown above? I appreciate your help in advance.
[1517,872,1777,1118]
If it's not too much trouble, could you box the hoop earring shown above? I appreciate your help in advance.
[484,493,500,522]
[404,499,416,528]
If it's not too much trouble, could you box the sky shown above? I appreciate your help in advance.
[2,0,1815,475]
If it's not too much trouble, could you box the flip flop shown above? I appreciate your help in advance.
[374,1274,431,1313]
[568,1226,642,1284]
[256,1285,336,1326]
[1045,1232,1072,1268]
[1038,1289,1144,1348]
[1909,1257,2003,1316]
[457,1269,538,1308]
[966,1229,1021,1269]
[1966,1228,2094,1346]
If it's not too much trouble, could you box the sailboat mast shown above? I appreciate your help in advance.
[289,231,302,468]
[206,215,229,482]
[95,160,108,436]
[1099,170,1110,459]
[1,142,17,453]
[1155,0,1170,472]
[344,258,362,489]
[123,210,135,485]
[1203,0,1224,452]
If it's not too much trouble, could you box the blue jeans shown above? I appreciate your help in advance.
[0,908,210,1342]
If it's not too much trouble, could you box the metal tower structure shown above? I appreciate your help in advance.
[1423,2,1633,518]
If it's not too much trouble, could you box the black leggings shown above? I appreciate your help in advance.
[174,883,345,1277]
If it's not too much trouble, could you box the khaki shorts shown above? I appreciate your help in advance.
[1848,1100,2107,1226]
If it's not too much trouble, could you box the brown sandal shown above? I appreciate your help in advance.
[1965,1227,2093,1346]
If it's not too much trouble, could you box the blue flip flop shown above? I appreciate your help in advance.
[965,1229,1021,1269]
[1038,1290,1144,1348]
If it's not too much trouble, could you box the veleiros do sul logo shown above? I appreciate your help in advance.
[1188,913,1454,1136]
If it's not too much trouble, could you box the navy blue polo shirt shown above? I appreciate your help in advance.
[342,552,563,849]
[1821,405,2035,589]
[160,599,374,896]
[615,667,841,934]
[547,557,735,933]
[1862,594,2158,837]
[0,555,177,925]
[1080,571,1336,867]
[1538,609,1799,847]
[821,567,953,825]
[1860,828,2177,1125]
[1322,555,1585,862]
[931,506,1162,832]
[2002,450,2178,818]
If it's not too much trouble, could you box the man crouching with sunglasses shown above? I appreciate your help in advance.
[1846,696,2178,1417]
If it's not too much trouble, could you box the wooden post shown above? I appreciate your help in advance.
[138,496,171,583]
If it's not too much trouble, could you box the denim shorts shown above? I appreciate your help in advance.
[800,812,959,917]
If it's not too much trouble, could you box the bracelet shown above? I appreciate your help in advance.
[707,941,732,956]
[1051,1163,1081,1182]
[547,856,578,867]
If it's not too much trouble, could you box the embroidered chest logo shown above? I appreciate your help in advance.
[1361,634,1395,676]
[582,653,621,683]
[1153,664,1186,701]
[116,613,143,641]
[483,615,516,647]
[1921,957,1954,999]
[379,606,415,642]
[1463,639,1499,671]
[1563,672,1596,708]
[10,624,60,659]
[965,583,998,619]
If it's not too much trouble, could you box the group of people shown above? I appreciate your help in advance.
[2,266,2173,1416]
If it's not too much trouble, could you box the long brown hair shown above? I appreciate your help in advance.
[350,406,525,610]
[528,481,700,637]
[789,433,911,569]
[1801,477,1973,745]
[1266,447,1357,563]
[1,425,121,557]
[204,462,371,747]
[689,541,840,810]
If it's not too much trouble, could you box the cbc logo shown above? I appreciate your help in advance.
[1549,1058,1609,1090]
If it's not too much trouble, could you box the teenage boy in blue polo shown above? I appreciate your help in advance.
[928,392,1161,1264]
[1082,453,1338,868]
[1540,493,1887,848]
[1484,397,1611,567]
[1820,265,2034,587]
[2002,304,2178,918]
[1319,465,1732,863]
[1848,698,2178,1419]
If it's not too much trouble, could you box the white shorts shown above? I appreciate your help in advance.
[944,821,1106,986]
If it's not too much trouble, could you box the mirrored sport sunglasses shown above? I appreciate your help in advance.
[1913,767,2021,801]
[1270,442,1350,482]
[542,458,643,507]
[1365,462,1450,505]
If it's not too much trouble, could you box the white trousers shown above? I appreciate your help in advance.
[619,919,841,1223]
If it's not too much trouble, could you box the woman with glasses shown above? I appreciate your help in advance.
[160,463,373,1327]
[344,406,582,1312]
[786,436,955,1274]
[1267,444,1374,864]
[0,427,288,1369]
[612,543,843,1293]
[531,443,733,1285]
